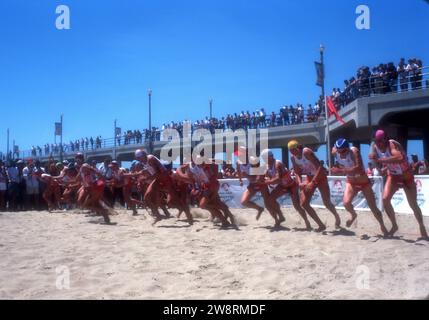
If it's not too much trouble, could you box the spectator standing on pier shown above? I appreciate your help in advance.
[397,58,408,92]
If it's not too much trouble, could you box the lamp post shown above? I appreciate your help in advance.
[148,89,153,153]
[320,44,332,174]
[6,128,10,161]
[113,119,117,160]
[209,98,213,119]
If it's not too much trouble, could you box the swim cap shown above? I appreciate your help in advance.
[335,138,349,149]
[249,156,259,165]
[55,162,63,168]
[135,149,147,158]
[375,130,386,140]
[131,160,139,168]
[288,140,299,150]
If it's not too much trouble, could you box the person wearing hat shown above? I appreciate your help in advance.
[236,147,270,221]
[75,163,111,224]
[56,162,79,208]
[288,140,341,230]
[176,156,231,228]
[370,130,428,239]
[332,138,388,236]
[135,149,193,225]
[38,172,62,212]
[261,149,314,230]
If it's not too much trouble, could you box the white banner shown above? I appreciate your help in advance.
[390,175,429,216]
[218,177,384,213]
[310,176,384,212]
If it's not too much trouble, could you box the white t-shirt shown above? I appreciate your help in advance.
[23,166,39,189]
[372,168,381,177]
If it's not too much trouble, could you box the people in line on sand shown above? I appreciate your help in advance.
[331,138,389,237]
[1,140,428,241]
[369,130,428,239]
[288,140,341,231]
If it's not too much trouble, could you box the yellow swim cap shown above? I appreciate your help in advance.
[288,140,299,150]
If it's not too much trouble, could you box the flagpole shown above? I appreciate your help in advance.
[60,114,63,162]
[6,128,10,161]
[320,44,331,175]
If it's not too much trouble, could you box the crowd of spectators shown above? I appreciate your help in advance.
[11,100,325,160]
[160,104,322,136]
[14,57,428,159]
[331,58,426,109]
[116,130,143,146]
[29,137,105,158]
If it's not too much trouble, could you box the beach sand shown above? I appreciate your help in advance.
[0,207,428,300]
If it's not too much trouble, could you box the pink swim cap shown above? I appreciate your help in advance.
[375,130,386,140]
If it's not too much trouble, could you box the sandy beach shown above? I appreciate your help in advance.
[1,207,428,300]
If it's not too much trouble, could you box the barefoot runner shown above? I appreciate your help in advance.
[331,138,389,236]
[289,140,341,230]
[369,130,428,239]
[261,149,313,230]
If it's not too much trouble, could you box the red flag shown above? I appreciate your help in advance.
[326,96,346,125]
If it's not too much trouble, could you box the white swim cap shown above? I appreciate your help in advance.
[249,156,259,165]
[135,149,147,158]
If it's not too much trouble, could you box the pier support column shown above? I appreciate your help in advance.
[352,141,361,149]
[423,129,429,161]
[281,147,289,169]
[396,126,408,155]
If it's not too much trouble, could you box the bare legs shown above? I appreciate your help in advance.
[382,176,428,238]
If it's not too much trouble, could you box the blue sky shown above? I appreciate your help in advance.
[1,0,428,163]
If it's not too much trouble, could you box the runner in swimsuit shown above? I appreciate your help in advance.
[331,138,389,236]
[176,157,231,228]
[370,130,428,239]
[135,149,193,225]
[261,149,312,230]
[236,147,269,220]
[289,140,341,231]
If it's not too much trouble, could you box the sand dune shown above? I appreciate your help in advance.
[0,207,428,299]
